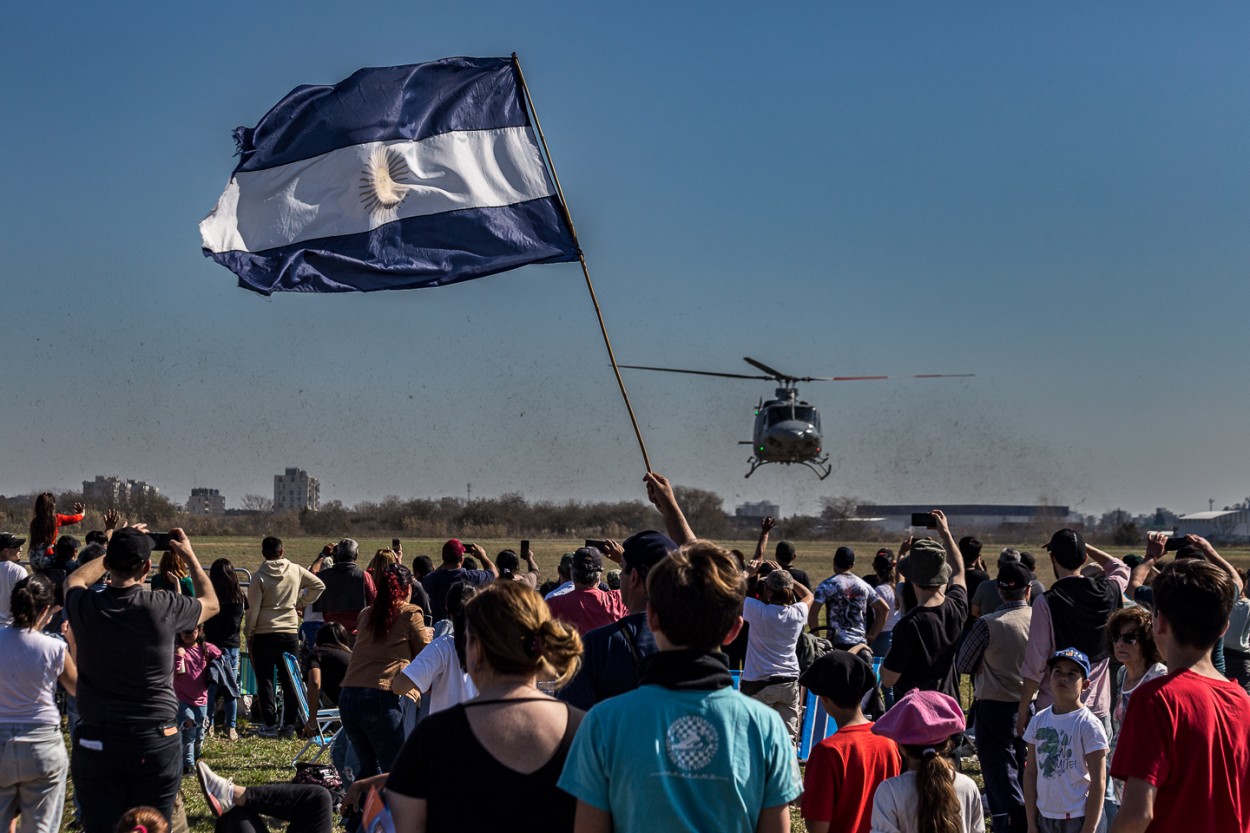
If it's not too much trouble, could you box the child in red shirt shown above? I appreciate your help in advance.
[1109,538,1250,833]
[799,648,902,833]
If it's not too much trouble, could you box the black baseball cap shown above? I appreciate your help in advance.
[996,562,1033,593]
[105,528,154,572]
[0,532,25,550]
[1044,529,1086,563]
[572,547,603,578]
[621,530,674,577]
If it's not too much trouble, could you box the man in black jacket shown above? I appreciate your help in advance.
[317,538,375,634]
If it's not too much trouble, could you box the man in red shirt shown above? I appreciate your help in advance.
[1110,542,1250,833]
[799,649,902,833]
[545,547,626,636]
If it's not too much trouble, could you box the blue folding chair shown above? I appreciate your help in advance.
[797,689,839,762]
[281,652,341,767]
[730,670,742,691]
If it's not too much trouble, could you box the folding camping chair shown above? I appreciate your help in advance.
[281,652,341,767]
[797,690,838,761]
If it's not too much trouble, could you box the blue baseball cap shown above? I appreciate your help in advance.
[1047,647,1092,679]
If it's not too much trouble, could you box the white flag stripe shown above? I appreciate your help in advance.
[200,126,556,255]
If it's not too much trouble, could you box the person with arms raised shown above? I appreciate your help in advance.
[880,510,967,701]
[419,540,496,622]
[28,492,83,569]
[1015,530,1126,744]
[65,527,219,833]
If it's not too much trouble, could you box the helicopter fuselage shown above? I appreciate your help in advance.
[750,388,825,464]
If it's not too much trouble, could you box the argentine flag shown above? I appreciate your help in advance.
[200,57,580,295]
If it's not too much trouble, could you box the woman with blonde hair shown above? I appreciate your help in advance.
[386,581,583,832]
[366,549,399,589]
[151,550,194,596]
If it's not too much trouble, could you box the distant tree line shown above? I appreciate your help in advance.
[0,487,1148,546]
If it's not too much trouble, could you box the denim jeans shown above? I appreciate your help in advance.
[0,723,68,833]
[299,621,323,649]
[207,647,240,730]
[870,631,895,708]
[73,721,183,833]
[177,702,208,766]
[338,687,404,778]
[330,728,360,785]
[974,699,1027,832]
[65,697,82,822]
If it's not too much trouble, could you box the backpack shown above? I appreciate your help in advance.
[292,762,345,813]
[796,631,833,676]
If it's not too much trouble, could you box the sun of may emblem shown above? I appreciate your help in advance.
[665,715,719,771]
[359,145,414,214]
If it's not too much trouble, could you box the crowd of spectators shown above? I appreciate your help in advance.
[1,481,1249,833]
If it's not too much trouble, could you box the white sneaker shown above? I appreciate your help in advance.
[196,761,236,819]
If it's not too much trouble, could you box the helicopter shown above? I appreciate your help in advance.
[619,357,973,480]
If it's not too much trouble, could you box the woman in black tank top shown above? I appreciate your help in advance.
[385,581,585,832]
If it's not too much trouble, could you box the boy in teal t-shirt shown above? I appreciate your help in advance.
[559,541,802,833]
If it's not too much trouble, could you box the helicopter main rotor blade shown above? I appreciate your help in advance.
[617,364,772,381]
[742,357,794,382]
[808,373,977,382]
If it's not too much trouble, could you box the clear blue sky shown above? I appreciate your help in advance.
[2,3,1247,519]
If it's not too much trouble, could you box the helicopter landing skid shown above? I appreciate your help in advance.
[744,456,832,481]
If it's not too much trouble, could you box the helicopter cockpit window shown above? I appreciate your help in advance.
[793,406,815,423]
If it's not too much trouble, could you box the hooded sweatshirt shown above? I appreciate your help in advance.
[245,558,325,640]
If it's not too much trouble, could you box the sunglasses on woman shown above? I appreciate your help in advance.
[1112,630,1140,645]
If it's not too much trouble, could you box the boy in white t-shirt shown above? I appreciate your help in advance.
[1023,648,1109,833]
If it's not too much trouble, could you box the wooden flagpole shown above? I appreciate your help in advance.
[511,53,653,473]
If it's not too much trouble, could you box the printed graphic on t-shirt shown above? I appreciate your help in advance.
[814,575,869,640]
[1035,726,1075,778]
[666,715,719,771]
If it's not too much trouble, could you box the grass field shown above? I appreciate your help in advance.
[191,534,1250,586]
[56,534,1249,832]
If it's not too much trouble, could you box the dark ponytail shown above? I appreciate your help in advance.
[11,573,55,630]
[902,740,961,833]
[495,549,520,581]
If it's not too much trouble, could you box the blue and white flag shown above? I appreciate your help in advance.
[199,57,579,295]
